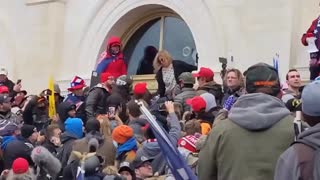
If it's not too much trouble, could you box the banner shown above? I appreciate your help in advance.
[48,76,56,119]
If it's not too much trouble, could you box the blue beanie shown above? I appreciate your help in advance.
[64,117,83,139]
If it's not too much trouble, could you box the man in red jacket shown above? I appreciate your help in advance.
[95,36,127,78]
[301,16,320,80]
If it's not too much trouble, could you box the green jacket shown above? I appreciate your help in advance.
[198,93,295,180]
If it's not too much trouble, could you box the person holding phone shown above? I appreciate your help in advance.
[0,67,21,98]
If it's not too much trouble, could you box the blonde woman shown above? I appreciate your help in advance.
[153,50,197,99]
[222,68,245,104]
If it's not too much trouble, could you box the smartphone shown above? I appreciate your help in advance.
[158,103,166,111]
[108,106,116,117]
[16,79,22,84]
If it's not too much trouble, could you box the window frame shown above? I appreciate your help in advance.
[121,11,180,51]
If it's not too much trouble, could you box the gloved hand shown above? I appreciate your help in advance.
[285,98,301,112]
[223,95,236,111]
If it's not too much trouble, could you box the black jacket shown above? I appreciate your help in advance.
[57,102,75,131]
[3,136,34,169]
[107,85,131,123]
[197,81,224,106]
[42,140,60,157]
[156,60,197,97]
[85,85,110,121]
[58,132,78,169]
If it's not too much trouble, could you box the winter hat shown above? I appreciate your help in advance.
[68,76,86,91]
[0,94,12,104]
[0,86,9,94]
[244,63,280,96]
[112,125,134,144]
[132,151,153,169]
[116,75,133,87]
[186,96,206,112]
[133,82,147,95]
[64,118,83,139]
[0,121,19,136]
[193,67,214,79]
[21,125,37,139]
[85,119,101,133]
[178,135,199,153]
[118,161,134,176]
[12,158,29,174]
[200,93,217,112]
[0,67,8,76]
[100,73,114,83]
[302,81,320,117]
[179,72,195,85]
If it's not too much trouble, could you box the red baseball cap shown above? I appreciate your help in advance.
[0,86,9,94]
[134,82,147,95]
[100,73,114,83]
[186,96,206,112]
[12,158,29,174]
[193,67,214,79]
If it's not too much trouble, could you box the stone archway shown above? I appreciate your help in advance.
[75,0,222,80]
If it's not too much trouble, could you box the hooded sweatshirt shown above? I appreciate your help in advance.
[274,123,320,180]
[198,93,295,180]
[228,93,291,131]
[64,117,83,139]
[95,36,127,78]
[137,113,181,175]
[59,119,83,169]
[57,102,75,131]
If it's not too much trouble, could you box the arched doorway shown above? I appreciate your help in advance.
[123,15,198,75]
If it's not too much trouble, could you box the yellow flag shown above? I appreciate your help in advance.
[48,76,56,119]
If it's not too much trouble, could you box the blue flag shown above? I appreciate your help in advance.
[76,166,85,180]
[273,54,279,74]
[137,101,198,180]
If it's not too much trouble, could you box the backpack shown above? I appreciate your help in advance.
[293,140,320,180]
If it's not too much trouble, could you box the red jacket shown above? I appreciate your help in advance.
[301,17,319,46]
[96,37,127,78]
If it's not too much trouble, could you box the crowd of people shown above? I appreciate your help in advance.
[0,34,318,180]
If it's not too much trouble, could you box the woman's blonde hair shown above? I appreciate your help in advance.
[6,168,36,180]
[224,68,244,87]
[97,115,112,138]
[153,50,173,73]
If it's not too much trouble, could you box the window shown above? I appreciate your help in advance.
[124,16,197,75]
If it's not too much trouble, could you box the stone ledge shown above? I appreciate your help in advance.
[25,0,64,5]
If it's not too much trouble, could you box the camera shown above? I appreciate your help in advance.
[219,57,227,64]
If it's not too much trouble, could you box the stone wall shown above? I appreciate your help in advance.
[0,0,318,93]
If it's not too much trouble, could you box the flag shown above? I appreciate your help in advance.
[48,76,56,119]
[76,166,85,180]
[137,101,197,180]
[273,54,279,74]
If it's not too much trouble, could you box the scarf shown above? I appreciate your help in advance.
[162,64,177,97]
[116,137,137,158]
